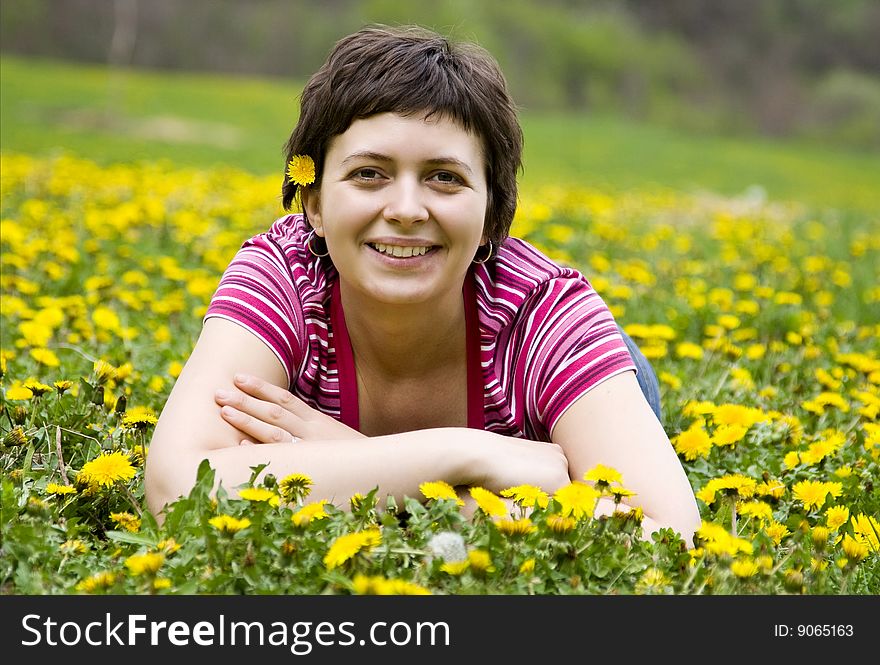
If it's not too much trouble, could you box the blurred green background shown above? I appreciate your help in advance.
[2,0,879,210]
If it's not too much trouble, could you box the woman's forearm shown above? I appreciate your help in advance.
[147,427,569,517]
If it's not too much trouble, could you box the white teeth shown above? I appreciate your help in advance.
[371,243,431,258]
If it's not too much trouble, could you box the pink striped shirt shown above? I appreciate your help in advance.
[205,214,636,442]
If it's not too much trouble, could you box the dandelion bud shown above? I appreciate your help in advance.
[262,473,277,489]
[10,406,27,425]
[3,426,28,447]
[783,568,804,593]
[811,526,830,551]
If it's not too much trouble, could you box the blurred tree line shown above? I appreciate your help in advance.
[2,0,878,147]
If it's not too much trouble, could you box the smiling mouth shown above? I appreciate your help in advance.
[367,242,437,258]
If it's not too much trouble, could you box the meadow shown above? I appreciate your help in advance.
[1,58,878,595]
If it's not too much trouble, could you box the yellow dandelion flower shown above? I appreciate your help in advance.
[756,480,785,499]
[672,425,712,460]
[500,484,550,509]
[60,539,88,555]
[323,529,381,570]
[791,480,831,511]
[30,347,60,367]
[469,486,508,517]
[553,481,599,520]
[851,513,880,552]
[75,571,117,593]
[110,511,141,533]
[467,549,495,573]
[841,535,869,561]
[208,514,252,534]
[737,500,773,522]
[519,558,536,574]
[731,557,759,578]
[439,560,469,575]
[352,574,431,595]
[45,483,76,496]
[237,487,280,506]
[77,451,136,488]
[765,521,791,546]
[583,463,623,487]
[712,423,749,447]
[292,500,329,527]
[494,518,536,536]
[278,472,313,503]
[825,505,850,530]
[286,155,316,186]
[124,552,164,576]
[676,342,704,360]
[635,567,671,593]
[546,514,577,533]
[120,406,158,431]
[23,379,53,397]
[4,383,34,400]
[153,578,172,591]
[419,480,463,505]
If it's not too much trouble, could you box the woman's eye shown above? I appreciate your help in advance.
[352,168,382,180]
[431,171,461,184]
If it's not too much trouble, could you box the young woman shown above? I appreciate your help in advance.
[145,25,700,545]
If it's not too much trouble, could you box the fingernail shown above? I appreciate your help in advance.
[221,405,236,417]
[215,389,230,399]
[234,374,247,384]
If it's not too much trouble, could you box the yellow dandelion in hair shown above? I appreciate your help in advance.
[323,529,381,570]
[419,480,464,505]
[77,451,136,488]
[469,486,507,517]
[287,155,316,186]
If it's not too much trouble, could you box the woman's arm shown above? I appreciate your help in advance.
[550,370,701,547]
[145,318,569,516]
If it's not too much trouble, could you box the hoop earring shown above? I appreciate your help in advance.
[306,229,330,257]
[472,240,493,264]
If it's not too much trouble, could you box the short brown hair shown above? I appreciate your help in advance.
[281,25,523,246]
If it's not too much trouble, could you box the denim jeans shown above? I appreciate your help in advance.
[618,327,662,423]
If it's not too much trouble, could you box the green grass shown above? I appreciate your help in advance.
[2,55,879,212]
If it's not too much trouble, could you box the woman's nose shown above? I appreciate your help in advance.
[382,177,429,226]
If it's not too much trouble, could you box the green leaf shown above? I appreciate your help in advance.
[105,529,156,547]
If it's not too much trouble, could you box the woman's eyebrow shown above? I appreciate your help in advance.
[340,151,474,176]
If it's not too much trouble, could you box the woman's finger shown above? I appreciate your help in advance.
[220,405,294,444]
[233,374,311,417]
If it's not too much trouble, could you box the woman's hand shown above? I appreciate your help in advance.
[214,373,366,445]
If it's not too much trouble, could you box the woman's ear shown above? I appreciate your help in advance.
[301,187,324,236]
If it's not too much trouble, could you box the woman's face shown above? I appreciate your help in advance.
[303,112,488,309]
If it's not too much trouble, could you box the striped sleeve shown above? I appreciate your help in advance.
[203,232,304,386]
[519,277,637,436]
